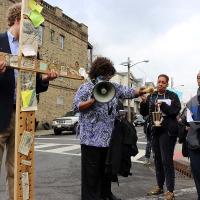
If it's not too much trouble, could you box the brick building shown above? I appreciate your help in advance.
[0,0,91,127]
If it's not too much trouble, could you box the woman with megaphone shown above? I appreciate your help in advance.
[73,56,146,200]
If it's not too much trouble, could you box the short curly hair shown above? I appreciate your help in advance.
[89,57,116,80]
[7,3,21,27]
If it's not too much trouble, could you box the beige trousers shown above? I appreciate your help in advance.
[0,112,15,200]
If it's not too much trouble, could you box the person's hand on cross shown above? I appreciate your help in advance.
[42,69,59,81]
[0,60,6,74]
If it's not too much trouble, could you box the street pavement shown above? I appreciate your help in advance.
[35,128,192,177]
[0,127,197,200]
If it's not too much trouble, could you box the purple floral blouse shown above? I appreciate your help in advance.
[73,81,136,147]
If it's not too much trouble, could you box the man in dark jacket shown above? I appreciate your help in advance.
[140,74,181,200]
[0,3,58,200]
[180,72,200,200]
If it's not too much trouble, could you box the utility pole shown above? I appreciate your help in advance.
[171,77,174,88]
[120,58,149,122]
[127,57,132,122]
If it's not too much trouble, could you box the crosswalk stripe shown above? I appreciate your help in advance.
[43,145,80,153]
[138,136,145,139]
[35,143,60,149]
[35,137,79,141]
[131,149,145,164]
[35,143,147,164]
[36,149,81,156]
[137,142,147,144]
[137,131,144,134]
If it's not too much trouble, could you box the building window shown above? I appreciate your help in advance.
[60,35,65,49]
[38,25,44,46]
[50,30,55,42]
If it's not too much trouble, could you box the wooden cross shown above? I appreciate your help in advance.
[0,1,83,199]
[0,52,84,80]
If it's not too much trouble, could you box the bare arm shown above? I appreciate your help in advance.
[79,98,96,111]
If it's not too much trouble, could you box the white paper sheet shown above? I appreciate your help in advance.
[157,99,171,106]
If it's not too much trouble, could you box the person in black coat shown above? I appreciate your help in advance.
[179,72,200,200]
[140,74,181,200]
[0,3,58,200]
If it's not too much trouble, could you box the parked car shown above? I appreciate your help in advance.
[133,115,145,126]
[52,111,79,135]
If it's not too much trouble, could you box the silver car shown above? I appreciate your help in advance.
[52,111,79,135]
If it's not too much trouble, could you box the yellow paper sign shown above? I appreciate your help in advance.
[28,10,44,28]
[28,0,43,13]
[21,89,35,108]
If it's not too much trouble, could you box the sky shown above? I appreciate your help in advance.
[45,0,200,102]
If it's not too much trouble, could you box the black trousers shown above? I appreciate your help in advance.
[152,131,177,192]
[145,132,152,159]
[81,144,111,200]
[189,149,200,200]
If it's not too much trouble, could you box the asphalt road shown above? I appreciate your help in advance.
[0,127,198,200]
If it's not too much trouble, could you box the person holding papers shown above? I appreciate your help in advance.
[179,71,200,200]
[140,74,181,200]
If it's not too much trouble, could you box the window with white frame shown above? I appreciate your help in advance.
[60,34,65,49]
[50,30,55,42]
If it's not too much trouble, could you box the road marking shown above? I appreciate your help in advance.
[138,136,145,139]
[35,143,81,156]
[137,131,144,134]
[35,143,146,163]
[127,187,196,200]
[35,139,147,145]
[35,143,60,149]
[42,145,80,153]
[137,132,145,139]
[36,149,81,156]
[137,141,147,145]
[131,149,145,164]
[35,137,79,141]
[35,143,79,146]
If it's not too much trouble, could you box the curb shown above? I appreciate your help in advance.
[35,129,54,136]
[173,143,192,178]
[174,159,192,178]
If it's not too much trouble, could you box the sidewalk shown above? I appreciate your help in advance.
[173,143,191,177]
[35,129,54,136]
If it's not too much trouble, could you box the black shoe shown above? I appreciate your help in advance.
[102,193,121,200]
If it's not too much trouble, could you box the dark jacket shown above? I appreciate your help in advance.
[105,118,138,181]
[140,90,181,136]
[183,88,200,149]
[0,32,49,132]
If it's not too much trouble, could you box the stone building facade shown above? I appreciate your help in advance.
[0,0,90,127]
